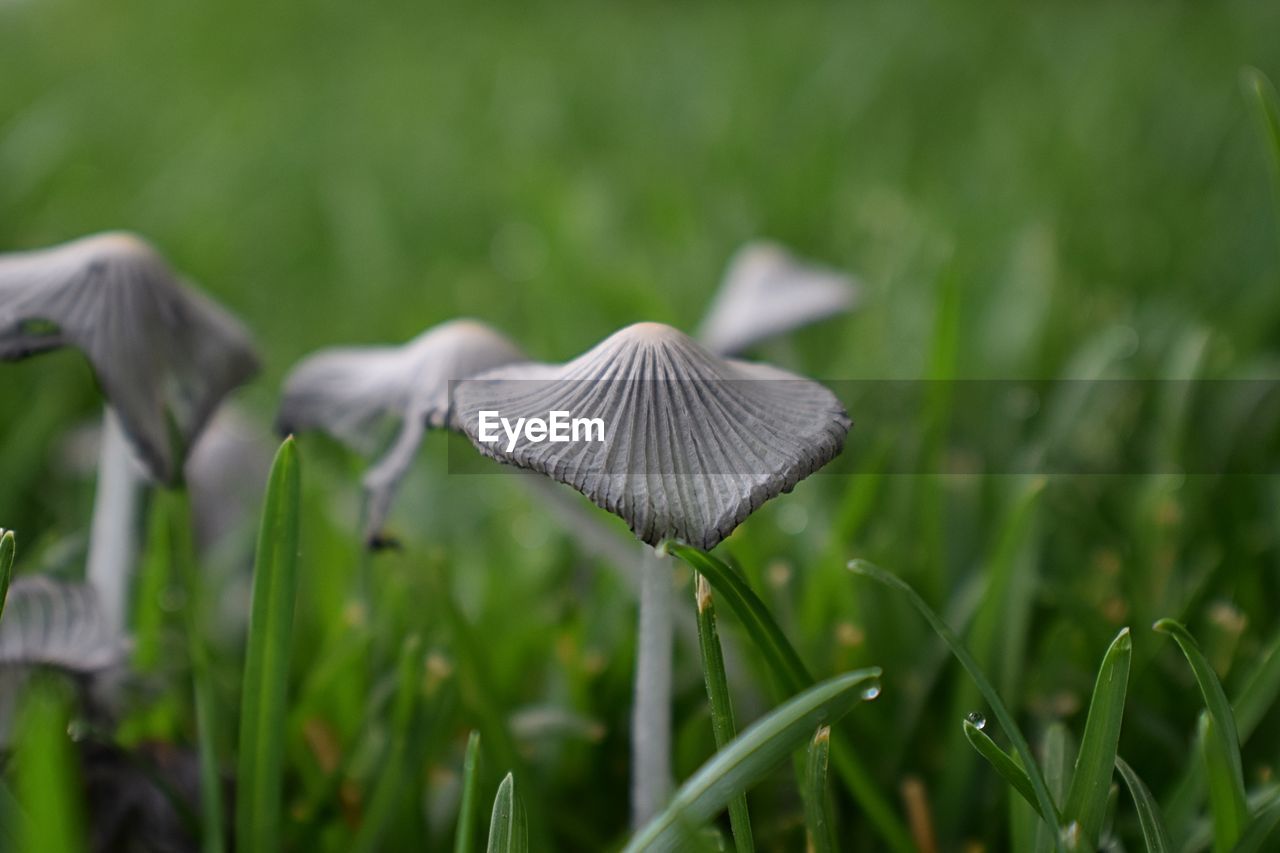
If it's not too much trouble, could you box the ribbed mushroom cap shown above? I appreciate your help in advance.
[697,242,860,356]
[454,322,850,549]
[277,319,526,542]
[0,232,261,485]
[0,576,122,672]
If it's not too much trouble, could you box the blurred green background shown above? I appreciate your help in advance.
[2,1,1280,850]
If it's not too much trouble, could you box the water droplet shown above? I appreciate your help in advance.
[860,683,882,701]
[966,711,987,730]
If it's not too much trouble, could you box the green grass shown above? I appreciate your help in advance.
[237,438,302,853]
[1,1,1280,850]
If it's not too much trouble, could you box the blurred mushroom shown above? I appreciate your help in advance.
[278,318,525,545]
[454,321,850,824]
[0,232,260,639]
[0,232,260,484]
[0,575,125,746]
[696,241,860,356]
[59,405,275,555]
[0,575,122,671]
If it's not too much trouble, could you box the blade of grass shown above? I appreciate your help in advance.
[486,772,528,853]
[162,490,227,853]
[1063,627,1132,848]
[436,575,549,849]
[0,529,14,622]
[693,574,754,853]
[16,680,85,853]
[455,731,484,853]
[964,718,1045,820]
[1232,626,1280,745]
[624,668,883,853]
[938,479,1043,833]
[850,559,1064,851]
[1199,714,1246,853]
[668,544,808,694]
[352,634,424,853]
[1153,618,1247,850]
[803,726,835,853]
[1232,794,1280,853]
[1114,756,1171,853]
[1162,622,1280,837]
[1242,67,1280,236]
[1034,724,1076,853]
[0,777,26,852]
[236,437,301,853]
[667,543,914,853]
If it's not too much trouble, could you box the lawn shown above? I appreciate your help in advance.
[1,1,1279,850]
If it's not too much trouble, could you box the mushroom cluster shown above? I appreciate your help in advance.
[277,240,859,548]
[1,232,260,640]
[2,229,859,830]
[272,241,857,825]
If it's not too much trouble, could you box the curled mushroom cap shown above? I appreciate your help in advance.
[0,232,261,484]
[454,322,850,549]
[0,576,123,673]
[696,242,860,356]
[277,319,526,543]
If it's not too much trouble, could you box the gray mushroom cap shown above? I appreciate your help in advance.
[0,576,123,673]
[277,319,527,542]
[0,232,261,485]
[454,322,850,550]
[696,242,861,356]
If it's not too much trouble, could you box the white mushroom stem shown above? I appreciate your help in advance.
[84,408,145,641]
[631,545,673,828]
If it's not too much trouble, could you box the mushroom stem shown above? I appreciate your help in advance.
[84,408,145,641]
[631,545,674,828]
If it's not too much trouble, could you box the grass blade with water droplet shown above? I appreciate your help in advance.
[667,543,913,853]
[236,437,301,853]
[624,668,882,853]
[803,725,835,853]
[1153,618,1247,851]
[486,772,528,853]
[849,559,1063,851]
[693,573,754,853]
[1063,627,1132,848]
[1114,756,1171,853]
[964,718,1045,819]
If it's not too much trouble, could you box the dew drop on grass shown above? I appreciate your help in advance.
[966,711,987,730]
[860,683,882,701]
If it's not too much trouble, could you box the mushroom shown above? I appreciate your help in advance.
[0,574,125,746]
[696,241,860,356]
[0,232,260,484]
[277,318,526,545]
[0,575,122,672]
[453,321,851,823]
[453,321,851,549]
[0,232,261,638]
